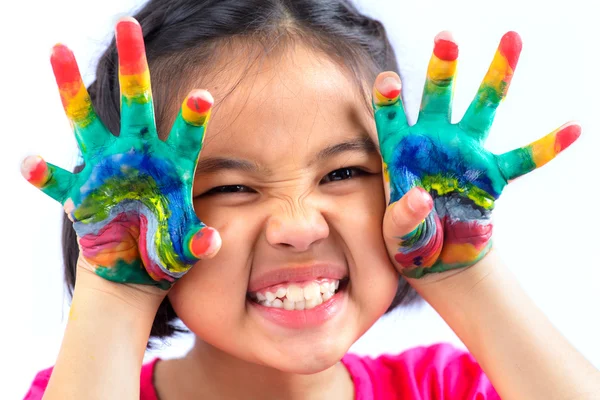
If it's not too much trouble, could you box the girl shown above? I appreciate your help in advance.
[22,0,600,398]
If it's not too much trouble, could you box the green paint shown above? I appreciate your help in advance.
[96,259,171,290]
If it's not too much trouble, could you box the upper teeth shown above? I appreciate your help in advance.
[250,279,340,310]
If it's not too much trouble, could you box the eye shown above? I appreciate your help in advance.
[201,185,256,196]
[320,167,368,184]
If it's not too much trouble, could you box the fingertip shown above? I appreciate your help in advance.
[433,30,459,61]
[406,187,433,216]
[189,226,222,259]
[182,89,213,126]
[373,71,402,106]
[115,16,142,42]
[50,44,81,87]
[499,31,522,70]
[555,121,581,151]
[187,89,214,113]
[115,16,146,75]
[21,155,48,187]
[116,16,141,29]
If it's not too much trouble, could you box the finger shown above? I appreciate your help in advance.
[51,44,112,158]
[185,225,222,260]
[21,155,75,204]
[373,72,409,160]
[418,31,458,122]
[115,17,156,137]
[166,89,213,162]
[460,31,522,140]
[496,122,580,181]
[383,187,443,278]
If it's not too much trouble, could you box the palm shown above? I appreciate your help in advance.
[374,31,579,278]
[22,19,218,289]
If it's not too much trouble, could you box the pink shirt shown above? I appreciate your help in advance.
[24,343,499,399]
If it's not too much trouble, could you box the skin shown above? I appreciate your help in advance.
[24,17,600,400]
[22,20,221,290]
[161,39,399,393]
[373,31,580,278]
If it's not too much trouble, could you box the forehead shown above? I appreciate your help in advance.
[192,42,376,163]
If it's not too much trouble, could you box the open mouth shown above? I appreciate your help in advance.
[247,277,350,310]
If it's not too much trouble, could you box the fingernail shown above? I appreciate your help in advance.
[407,187,433,214]
[378,76,401,100]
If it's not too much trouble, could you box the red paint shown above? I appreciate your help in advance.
[50,44,82,97]
[498,31,522,71]
[555,124,581,152]
[79,212,171,282]
[382,87,401,99]
[444,219,492,247]
[189,227,212,257]
[394,214,443,267]
[116,19,147,75]
[26,158,48,186]
[248,287,347,330]
[433,39,459,61]
[187,92,213,114]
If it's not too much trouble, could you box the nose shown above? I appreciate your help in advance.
[265,200,329,252]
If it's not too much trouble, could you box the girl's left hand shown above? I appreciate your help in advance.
[375,31,580,279]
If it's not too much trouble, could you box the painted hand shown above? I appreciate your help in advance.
[375,31,580,279]
[21,18,221,289]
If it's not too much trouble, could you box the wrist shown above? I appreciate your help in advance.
[405,246,501,306]
[75,256,167,316]
[45,266,163,399]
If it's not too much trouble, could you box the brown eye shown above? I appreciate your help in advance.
[321,167,367,184]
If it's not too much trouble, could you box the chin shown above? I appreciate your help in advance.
[257,335,353,374]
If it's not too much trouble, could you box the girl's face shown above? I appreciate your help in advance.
[168,43,399,374]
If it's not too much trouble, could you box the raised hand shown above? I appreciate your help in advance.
[21,18,221,289]
[374,31,580,279]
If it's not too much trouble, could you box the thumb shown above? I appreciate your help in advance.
[383,187,433,241]
[185,225,222,260]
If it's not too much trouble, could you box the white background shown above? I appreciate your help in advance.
[1,0,598,398]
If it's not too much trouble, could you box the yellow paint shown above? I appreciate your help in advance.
[421,175,494,209]
[182,104,210,126]
[427,55,457,81]
[382,162,390,183]
[439,242,481,264]
[59,82,94,127]
[68,302,77,321]
[482,50,512,91]
[531,129,559,167]
[119,69,152,101]
[373,87,396,106]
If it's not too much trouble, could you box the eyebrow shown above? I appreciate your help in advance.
[194,136,378,176]
[313,136,377,164]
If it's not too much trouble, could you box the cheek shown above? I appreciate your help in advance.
[168,202,261,335]
[327,178,399,317]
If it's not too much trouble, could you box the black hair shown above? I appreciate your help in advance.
[62,0,421,347]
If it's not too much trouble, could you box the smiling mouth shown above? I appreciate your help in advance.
[247,277,350,310]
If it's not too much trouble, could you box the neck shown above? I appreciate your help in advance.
[157,337,354,400]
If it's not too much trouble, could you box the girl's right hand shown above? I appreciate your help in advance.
[21,17,221,292]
